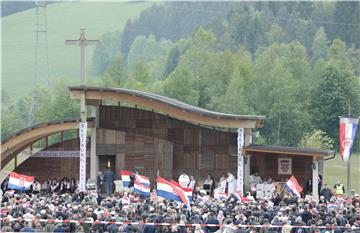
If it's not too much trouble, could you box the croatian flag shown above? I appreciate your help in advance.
[340,118,359,162]
[170,180,193,203]
[231,192,249,203]
[284,176,303,198]
[215,192,228,200]
[157,176,190,206]
[327,203,337,209]
[134,174,151,197]
[7,172,34,191]
[121,170,135,188]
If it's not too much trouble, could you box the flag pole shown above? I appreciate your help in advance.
[346,101,351,196]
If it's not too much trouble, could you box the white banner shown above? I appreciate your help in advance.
[278,158,292,175]
[79,122,87,192]
[237,128,244,195]
[31,151,90,158]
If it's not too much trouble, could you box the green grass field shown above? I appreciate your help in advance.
[324,153,360,194]
[2,1,152,100]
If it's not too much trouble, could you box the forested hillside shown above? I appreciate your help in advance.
[2,1,360,151]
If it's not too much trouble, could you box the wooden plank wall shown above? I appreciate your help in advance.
[99,106,237,183]
[15,138,91,182]
[250,152,312,186]
[15,106,238,183]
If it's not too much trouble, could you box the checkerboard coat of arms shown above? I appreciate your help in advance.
[278,158,292,175]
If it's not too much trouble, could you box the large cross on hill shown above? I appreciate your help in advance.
[65,28,99,86]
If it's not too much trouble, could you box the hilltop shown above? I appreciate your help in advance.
[2,1,152,100]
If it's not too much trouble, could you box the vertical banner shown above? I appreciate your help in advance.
[340,118,359,162]
[237,128,244,195]
[79,122,87,192]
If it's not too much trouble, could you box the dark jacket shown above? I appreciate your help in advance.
[103,170,115,183]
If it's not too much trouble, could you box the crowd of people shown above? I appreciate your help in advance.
[0,173,359,233]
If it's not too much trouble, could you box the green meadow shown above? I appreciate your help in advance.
[324,153,360,194]
[2,1,152,100]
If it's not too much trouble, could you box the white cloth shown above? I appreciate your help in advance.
[219,178,227,193]
[256,183,265,199]
[226,174,235,195]
[264,183,275,199]
[178,174,190,188]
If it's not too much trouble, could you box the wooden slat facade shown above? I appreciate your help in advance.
[249,152,313,187]
[15,106,314,186]
[97,106,238,182]
[15,138,90,182]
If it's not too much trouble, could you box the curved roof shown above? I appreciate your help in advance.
[1,118,94,169]
[69,86,266,128]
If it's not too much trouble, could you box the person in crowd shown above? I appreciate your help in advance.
[1,173,360,233]
[264,178,275,200]
[318,174,323,196]
[218,174,227,193]
[249,172,261,196]
[178,171,190,188]
[305,177,312,195]
[129,171,137,189]
[226,172,235,195]
[203,174,214,196]
[188,175,197,190]
[70,178,77,192]
[320,184,333,202]
[32,179,41,194]
[256,179,265,200]
[334,180,345,196]
[97,171,103,194]
[103,167,115,196]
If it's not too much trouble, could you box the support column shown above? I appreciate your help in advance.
[244,128,252,192]
[90,105,99,179]
[312,159,319,200]
[318,159,324,185]
[116,153,125,179]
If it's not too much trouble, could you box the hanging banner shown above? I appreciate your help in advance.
[79,122,87,192]
[237,128,244,195]
[340,117,359,162]
[278,158,292,175]
[31,151,90,158]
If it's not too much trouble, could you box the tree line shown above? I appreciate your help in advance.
[2,1,359,151]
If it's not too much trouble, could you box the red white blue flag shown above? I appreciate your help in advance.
[231,191,250,203]
[284,175,303,198]
[340,118,359,162]
[170,180,193,203]
[134,174,151,197]
[156,176,190,206]
[8,172,34,191]
[120,170,135,188]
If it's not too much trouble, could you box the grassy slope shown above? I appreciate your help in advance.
[324,153,360,193]
[2,2,152,100]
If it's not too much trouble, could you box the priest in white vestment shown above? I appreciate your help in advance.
[256,181,265,200]
[178,171,190,188]
[226,172,236,195]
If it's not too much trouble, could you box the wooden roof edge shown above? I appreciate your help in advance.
[68,86,267,122]
[243,144,336,157]
[1,118,95,144]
